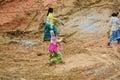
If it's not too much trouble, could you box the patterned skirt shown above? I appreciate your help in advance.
[48,51,62,64]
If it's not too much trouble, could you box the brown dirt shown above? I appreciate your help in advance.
[1,0,120,80]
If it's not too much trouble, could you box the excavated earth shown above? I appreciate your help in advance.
[1,0,120,80]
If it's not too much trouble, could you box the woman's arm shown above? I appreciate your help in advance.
[48,13,64,29]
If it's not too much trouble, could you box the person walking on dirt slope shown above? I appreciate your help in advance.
[48,30,64,66]
[43,8,64,41]
[108,12,120,47]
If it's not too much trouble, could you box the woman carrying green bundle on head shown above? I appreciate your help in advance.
[43,8,64,41]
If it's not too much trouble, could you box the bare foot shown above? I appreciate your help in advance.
[107,42,112,48]
[60,60,65,64]
[46,63,53,66]
[107,46,112,48]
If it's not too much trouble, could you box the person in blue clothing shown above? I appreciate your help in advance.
[108,12,120,47]
[43,8,64,41]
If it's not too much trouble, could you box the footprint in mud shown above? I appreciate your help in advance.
[37,53,44,56]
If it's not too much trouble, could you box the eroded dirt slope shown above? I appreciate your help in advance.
[1,0,120,80]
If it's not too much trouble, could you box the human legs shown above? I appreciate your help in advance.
[56,51,65,64]
[48,51,64,65]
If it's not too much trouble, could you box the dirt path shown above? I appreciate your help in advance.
[41,39,120,80]
[53,53,106,74]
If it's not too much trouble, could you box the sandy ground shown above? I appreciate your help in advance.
[1,23,120,80]
[1,0,120,80]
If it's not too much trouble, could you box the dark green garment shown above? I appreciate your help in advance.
[43,22,58,39]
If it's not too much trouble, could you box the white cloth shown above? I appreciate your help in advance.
[50,30,58,42]
[110,17,120,31]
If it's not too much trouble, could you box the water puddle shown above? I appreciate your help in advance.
[15,39,37,47]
